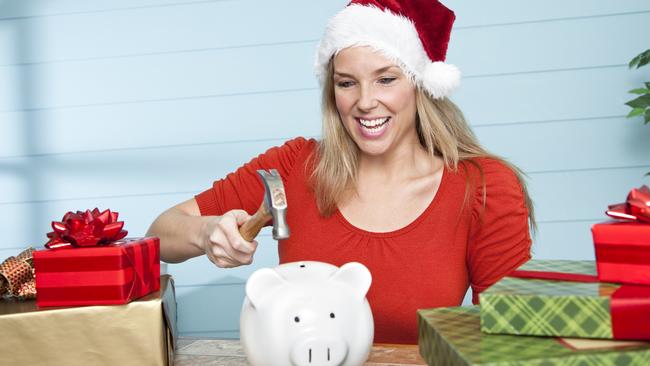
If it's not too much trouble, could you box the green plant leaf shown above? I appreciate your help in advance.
[625,94,650,108]
[645,109,650,124]
[630,49,650,69]
[629,88,650,94]
[628,107,646,117]
[646,82,650,90]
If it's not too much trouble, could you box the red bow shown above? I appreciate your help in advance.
[45,208,128,249]
[606,185,650,223]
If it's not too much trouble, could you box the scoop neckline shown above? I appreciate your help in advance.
[334,165,447,238]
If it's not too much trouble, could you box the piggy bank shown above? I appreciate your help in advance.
[240,261,374,366]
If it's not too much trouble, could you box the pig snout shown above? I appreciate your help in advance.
[290,336,348,366]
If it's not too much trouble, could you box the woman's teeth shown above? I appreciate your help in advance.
[359,117,389,127]
[358,117,390,134]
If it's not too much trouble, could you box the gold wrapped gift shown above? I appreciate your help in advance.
[0,274,177,366]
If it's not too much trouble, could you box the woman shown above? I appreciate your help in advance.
[147,0,534,344]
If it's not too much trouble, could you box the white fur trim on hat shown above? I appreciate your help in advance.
[315,4,460,99]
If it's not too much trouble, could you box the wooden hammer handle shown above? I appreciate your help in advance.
[239,202,271,242]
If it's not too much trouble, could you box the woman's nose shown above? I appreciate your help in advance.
[357,85,378,111]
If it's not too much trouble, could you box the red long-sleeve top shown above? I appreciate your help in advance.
[195,137,531,344]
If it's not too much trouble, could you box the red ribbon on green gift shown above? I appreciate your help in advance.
[510,269,650,340]
[606,185,650,223]
[45,208,128,249]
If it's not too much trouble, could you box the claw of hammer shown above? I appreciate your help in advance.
[239,169,290,242]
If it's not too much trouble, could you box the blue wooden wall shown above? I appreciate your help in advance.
[1,0,649,338]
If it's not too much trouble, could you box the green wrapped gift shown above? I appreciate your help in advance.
[478,259,630,339]
[418,306,650,366]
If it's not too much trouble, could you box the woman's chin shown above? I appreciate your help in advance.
[355,140,392,157]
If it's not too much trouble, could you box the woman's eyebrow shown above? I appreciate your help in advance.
[373,65,399,74]
[333,71,355,78]
[334,65,399,78]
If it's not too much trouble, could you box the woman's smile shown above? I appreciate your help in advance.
[356,116,391,138]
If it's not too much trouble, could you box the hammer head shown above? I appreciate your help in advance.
[257,169,290,240]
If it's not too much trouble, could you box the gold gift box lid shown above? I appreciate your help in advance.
[0,274,177,366]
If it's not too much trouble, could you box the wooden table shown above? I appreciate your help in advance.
[174,338,426,365]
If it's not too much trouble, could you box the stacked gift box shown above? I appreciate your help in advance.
[0,209,176,366]
[418,187,650,365]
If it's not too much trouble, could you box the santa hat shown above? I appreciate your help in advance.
[315,0,460,99]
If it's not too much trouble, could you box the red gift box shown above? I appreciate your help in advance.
[33,237,160,307]
[592,221,650,286]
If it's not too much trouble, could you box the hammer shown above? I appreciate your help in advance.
[239,169,290,241]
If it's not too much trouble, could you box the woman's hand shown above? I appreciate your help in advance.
[200,209,259,268]
[147,198,258,266]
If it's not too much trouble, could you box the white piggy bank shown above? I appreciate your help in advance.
[240,261,374,366]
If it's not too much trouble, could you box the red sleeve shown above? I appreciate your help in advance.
[194,137,311,216]
[466,158,532,304]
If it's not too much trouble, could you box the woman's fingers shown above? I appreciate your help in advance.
[207,242,240,268]
[204,209,258,268]
[222,210,257,255]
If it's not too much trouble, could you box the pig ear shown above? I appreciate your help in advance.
[328,262,372,300]
[246,268,287,308]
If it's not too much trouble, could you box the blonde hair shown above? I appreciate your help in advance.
[310,60,535,231]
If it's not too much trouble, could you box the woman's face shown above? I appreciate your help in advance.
[333,46,418,158]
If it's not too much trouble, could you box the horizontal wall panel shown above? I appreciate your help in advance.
[0,1,343,65]
[0,192,191,249]
[532,220,599,261]
[0,42,317,112]
[450,12,649,77]
[0,0,238,20]
[2,0,648,34]
[529,167,650,223]
[476,116,650,172]
[2,2,646,70]
[0,89,321,158]
[176,283,245,334]
[0,248,32,261]
[459,66,642,126]
[166,233,278,286]
[0,139,286,205]
[448,0,650,27]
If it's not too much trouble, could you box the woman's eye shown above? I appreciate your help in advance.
[378,77,396,85]
[336,80,355,88]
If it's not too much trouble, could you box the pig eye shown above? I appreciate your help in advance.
[330,313,335,319]
[294,316,300,323]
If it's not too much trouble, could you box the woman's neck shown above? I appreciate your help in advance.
[357,141,440,184]
[338,141,445,233]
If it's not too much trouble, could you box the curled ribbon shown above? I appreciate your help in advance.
[0,248,36,299]
[605,185,650,223]
[45,208,128,249]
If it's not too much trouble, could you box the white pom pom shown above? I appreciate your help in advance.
[421,62,461,99]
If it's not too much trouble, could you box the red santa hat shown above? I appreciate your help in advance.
[315,0,460,99]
